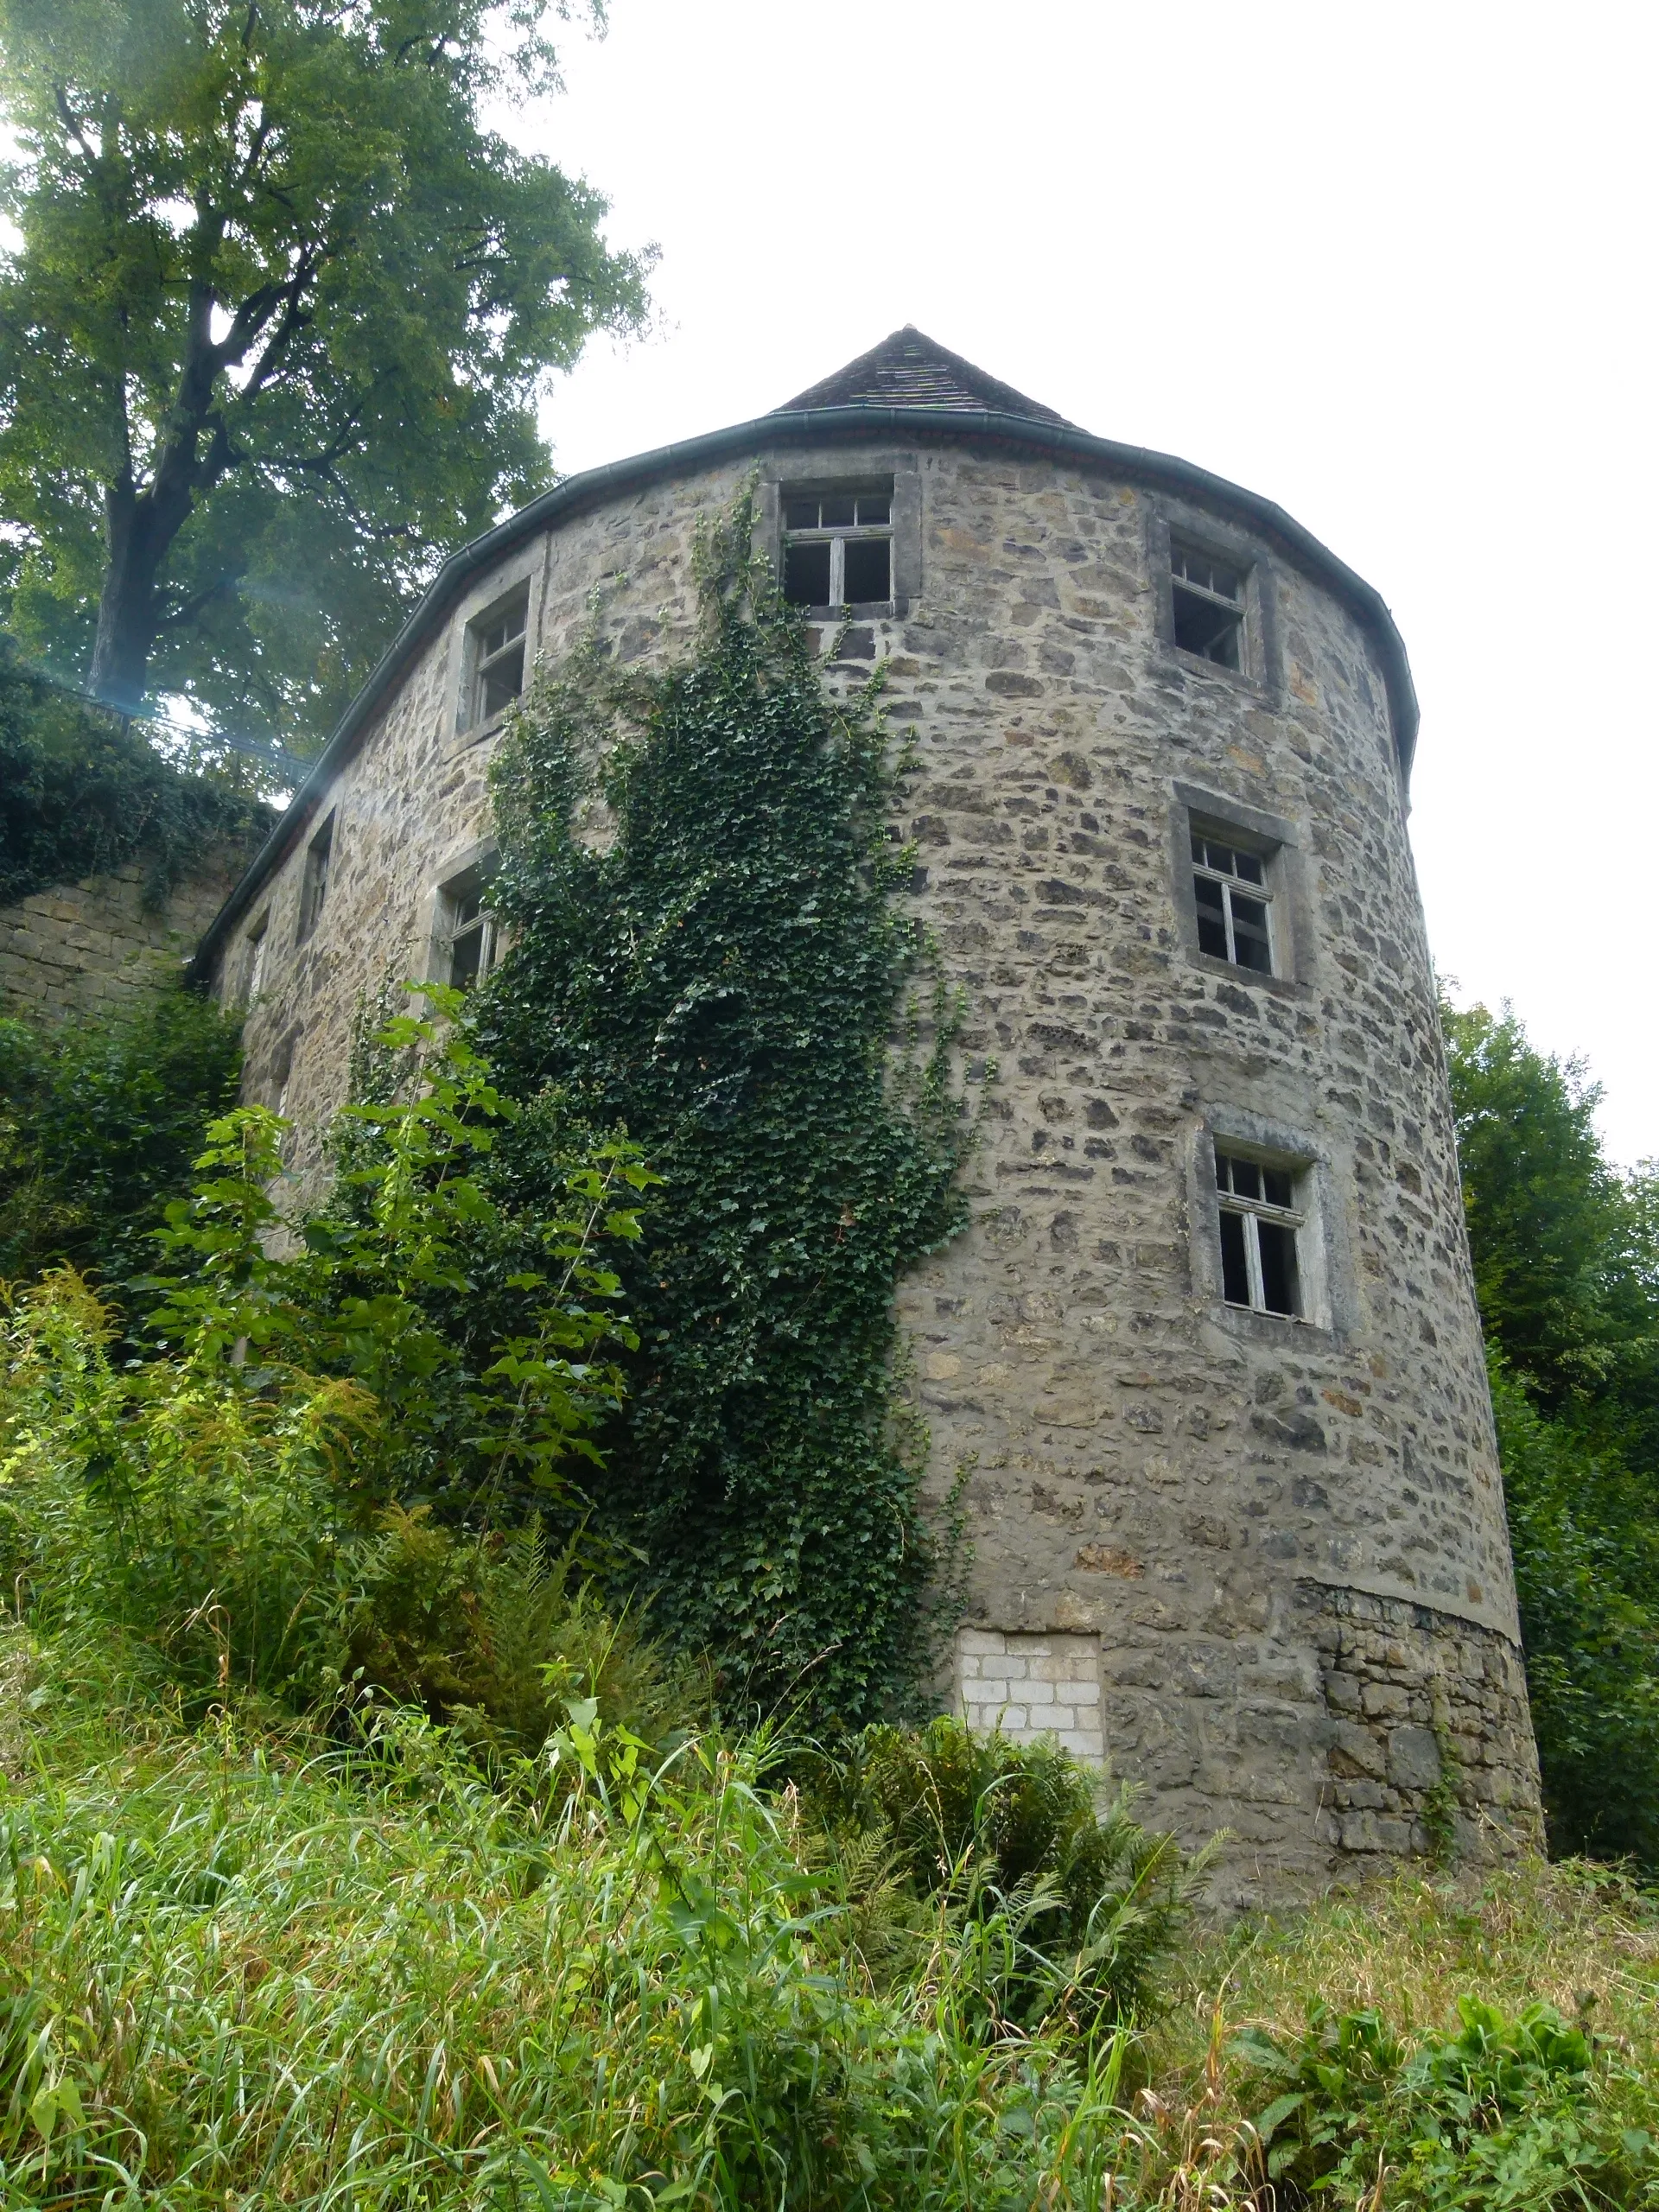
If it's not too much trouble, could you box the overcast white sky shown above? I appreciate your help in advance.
[519,0,1656,1164]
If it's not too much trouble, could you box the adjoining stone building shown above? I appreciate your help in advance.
[193,327,1541,1901]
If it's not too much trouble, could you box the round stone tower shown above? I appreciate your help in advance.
[198,327,1541,1901]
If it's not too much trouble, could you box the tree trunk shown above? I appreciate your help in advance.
[88,479,163,713]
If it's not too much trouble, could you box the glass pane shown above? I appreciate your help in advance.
[785,498,819,530]
[1195,874,1229,958]
[1173,588,1243,669]
[1257,1219,1299,1315]
[784,539,832,607]
[1191,833,1205,864]
[856,494,891,524]
[481,641,524,719]
[505,603,526,642]
[1230,893,1272,972]
[842,536,891,603]
[483,620,505,658]
[1218,1208,1250,1306]
[1232,849,1263,885]
[1230,1157,1262,1201]
[819,494,855,528]
[450,890,481,931]
[449,919,485,991]
[1263,1166,1294,1210]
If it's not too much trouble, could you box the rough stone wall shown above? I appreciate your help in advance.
[208,432,1541,1900]
[0,857,244,1022]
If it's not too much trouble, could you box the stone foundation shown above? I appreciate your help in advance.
[1310,1583,1542,1872]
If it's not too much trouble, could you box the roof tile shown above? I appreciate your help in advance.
[773,325,1071,424]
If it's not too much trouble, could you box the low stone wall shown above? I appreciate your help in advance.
[0,857,244,1023]
[1311,1583,1543,1871]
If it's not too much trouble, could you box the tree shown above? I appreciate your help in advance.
[0,0,652,758]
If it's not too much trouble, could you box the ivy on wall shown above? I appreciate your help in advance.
[0,638,271,911]
[477,492,971,1722]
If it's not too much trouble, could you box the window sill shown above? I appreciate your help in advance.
[1188,949,1308,999]
[1213,1301,1338,1350]
[450,709,515,757]
[1161,643,1267,696]
[793,600,906,623]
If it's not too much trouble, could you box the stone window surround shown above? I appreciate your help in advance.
[296,811,335,948]
[756,459,922,620]
[1147,502,1281,697]
[416,835,501,993]
[1168,780,1313,994]
[1190,1103,1353,1344]
[450,549,547,748]
[241,907,270,1004]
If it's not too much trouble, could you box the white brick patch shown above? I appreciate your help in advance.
[956,1630,1105,1764]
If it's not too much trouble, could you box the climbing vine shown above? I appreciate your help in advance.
[476,490,971,1722]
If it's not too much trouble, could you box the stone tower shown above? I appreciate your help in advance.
[195,328,1541,1901]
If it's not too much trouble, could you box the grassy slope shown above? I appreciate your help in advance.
[3,1630,1658,2210]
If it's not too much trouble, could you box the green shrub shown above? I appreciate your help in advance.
[0,986,243,1288]
[0,1001,662,1743]
[813,1716,1207,2031]
[1236,1993,1659,2208]
[0,632,271,910]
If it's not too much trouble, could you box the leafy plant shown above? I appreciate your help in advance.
[1236,1994,1658,2209]
[479,488,974,1723]
[0,998,658,1726]
[0,982,244,1289]
[814,1716,1207,2031]
[0,633,272,905]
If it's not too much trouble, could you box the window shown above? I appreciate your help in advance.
[245,911,270,999]
[1171,539,1246,669]
[436,857,498,991]
[783,486,893,608]
[467,585,529,728]
[296,814,334,945]
[1192,834,1273,972]
[1215,1146,1302,1317]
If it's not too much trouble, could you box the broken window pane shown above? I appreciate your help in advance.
[1194,872,1229,958]
[1257,1219,1299,1314]
[1262,1166,1294,1209]
[1218,1209,1250,1306]
[785,498,820,530]
[819,494,856,528]
[480,640,524,720]
[842,536,891,603]
[1230,893,1272,971]
[785,540,832,606]
[1173,586,1243,667]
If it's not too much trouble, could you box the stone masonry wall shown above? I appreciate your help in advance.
[208,428,1541,1901]
[0,855,245,1023]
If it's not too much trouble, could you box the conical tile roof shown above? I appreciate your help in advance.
[774,325,1071,425]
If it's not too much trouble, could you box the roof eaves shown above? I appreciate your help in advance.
[191,405,1419,979]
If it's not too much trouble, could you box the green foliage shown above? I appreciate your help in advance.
[0,635,271,906]
[1236,1994,1659,2208]
[1491,1362,1659,1867]
[479,492,972,1723]
[0,0,652,748]
[0,1000,658,1726]
[0,983,243,1287]
[1443,997,1659,1867]
[815,1716,1206,2033]
[1444,998,1659,1440]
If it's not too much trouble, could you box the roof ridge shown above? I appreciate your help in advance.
[772,326,1071,425]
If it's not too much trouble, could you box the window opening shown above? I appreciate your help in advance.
[245,912,269,999]
[1216,1145,1302,1317]
[783,487,893,608]
[1171,540,1245,669]
[1192,834,1273,972]
[471,586,529,726]
[439,859,499,992]
[296,815,334,945]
